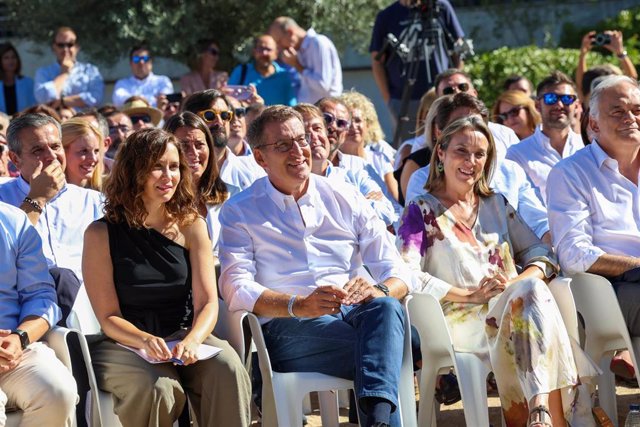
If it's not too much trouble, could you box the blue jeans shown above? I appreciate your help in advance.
[262,297,405,426]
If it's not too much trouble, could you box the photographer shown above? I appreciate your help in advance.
[576,30,637,103]
[370,0,464,146]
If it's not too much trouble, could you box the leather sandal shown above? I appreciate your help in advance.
[528,405,552,427]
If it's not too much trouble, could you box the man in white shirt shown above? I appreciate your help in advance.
[507,71,584,205]
[219,106,410,427]
[269,17,342,104]
[548,75,640,334]
[182,90,264,190]
[112,43,174,108]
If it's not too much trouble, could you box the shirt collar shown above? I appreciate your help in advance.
[17,175,68,201]
[133,72,154,82]
[590,140,617,170]
[264,174,317,212]
[300,28,315,53]
[536,125,581,156]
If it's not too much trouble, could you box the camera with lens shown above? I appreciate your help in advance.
[591,33,611,47]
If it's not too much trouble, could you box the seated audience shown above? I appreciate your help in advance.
[506,71,583,206]
[179,39,228,95]
[398,115,598,427]
[104,110,133,161]
[548,75,640,378]
[34,26,104,109]
[164,112,237,256]
[61,118,103,190]
[394,88,436,170]
[122,96,162,131]
[19,104,62,122]
[227,97,251,156]
[219,105,410,427]
[0,42,36,115]
[492,90,540,140]
[182,89,264,190]
[0,201,77,426]
[112,43,174,108]
[245,102,265,128]
[294,102,397,226]
[502,74,534,98]
[83,128,251,427]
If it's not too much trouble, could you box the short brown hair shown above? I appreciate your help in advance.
[536,71,576,96]
[103,128,197,228]
[247,105,303,148]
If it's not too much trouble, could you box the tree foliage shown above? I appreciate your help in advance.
[5,0,387,68]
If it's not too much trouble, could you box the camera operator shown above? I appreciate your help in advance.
[370,0,465,147]
[576,30,637,103]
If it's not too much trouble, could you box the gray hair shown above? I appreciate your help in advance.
[7,113,61,154]
[589,75,640,119]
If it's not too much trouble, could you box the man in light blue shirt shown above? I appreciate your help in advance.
[228,35,296,106]
[0,201,77,426]
[34,27,104,108]
[269,17,342,104]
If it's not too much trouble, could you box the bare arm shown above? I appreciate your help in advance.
[400,159,421,202]
[576,31,594,102]
[371,52,391,104]
[253,285,346,318]
[587,254,640,278]
[606,30,638,80]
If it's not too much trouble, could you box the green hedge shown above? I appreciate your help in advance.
[466,46,614,109]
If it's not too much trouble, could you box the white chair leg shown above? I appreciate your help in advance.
[302,393,312,415]
[337,389,350,408]
[417,368,439,427]
[455,353,490,427]
[597,354,618,424]
[318,390,340,427]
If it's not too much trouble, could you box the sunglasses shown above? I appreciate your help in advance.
[539,93,577,106]
[206,48,219,56]
[256,134,310,153]
[198,109,233,123]
[129,115,151,123]
[442,82,470,95]
[234,107,247,119]
[108,124,132,134]
[55,42,76,49]
[132,55,151,64]
[323,112,350,130]
[495,105,524,123]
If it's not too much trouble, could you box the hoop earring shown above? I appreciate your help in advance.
[436,161,444,173]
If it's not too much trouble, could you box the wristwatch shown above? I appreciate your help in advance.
[373,282,390,297]
[10,329,30,350]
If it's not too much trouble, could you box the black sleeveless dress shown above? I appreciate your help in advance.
[100,218,193,338]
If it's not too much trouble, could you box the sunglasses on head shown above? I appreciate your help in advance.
[539,93,577,106]
[198,109,234,123]
[234,107,247,119]
[442,82,470,95]
[129,114,151,123]
[323,112,350,130]
[55,42,76,49]
[132,55,151,64]
[495,105,524,123]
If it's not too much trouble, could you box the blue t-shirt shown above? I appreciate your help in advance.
[228,61,297,106]
[369,0,464,100]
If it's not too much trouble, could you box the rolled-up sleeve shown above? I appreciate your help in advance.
[34,65,59,104]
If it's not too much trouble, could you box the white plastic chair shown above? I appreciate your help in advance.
[569,272,640,426]
[5,326,78,427]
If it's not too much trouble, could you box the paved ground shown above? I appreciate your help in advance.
[251,382,640,426]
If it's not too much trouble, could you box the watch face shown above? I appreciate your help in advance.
[12,329,29,350]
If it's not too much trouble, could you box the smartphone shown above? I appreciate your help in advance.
[166,93,183,104]
[223,85,253,102]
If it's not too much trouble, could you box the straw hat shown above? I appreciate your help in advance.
[122,97,163,126]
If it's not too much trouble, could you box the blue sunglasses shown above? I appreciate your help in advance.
[539,93,577,106]
[132,55,151,64]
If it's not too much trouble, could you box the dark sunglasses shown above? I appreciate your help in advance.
[129,114,151,123]
[55,42,76,49]
[442,82,470,95]
[234,107,247,119]
[495,105,525,123]
[198,109,233,123]
[206,48,220,56]
[109,124,131,134]
[539,93,577,106]
[132,55,151,64]
[323,112,350,130]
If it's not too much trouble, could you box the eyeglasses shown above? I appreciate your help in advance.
[234,107,247,119]
[55,42,76,49]
[442,83,470,95]
[132,55,151,64]
[495,105,524,123]
[108,124,131,134]
[256,134,310,153]
[539,93,577,106]
[323,112,350,130]
[198,109,233,123]
[207,48,220,56]
[129,115,151,123]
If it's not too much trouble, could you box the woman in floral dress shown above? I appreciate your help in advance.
[398,115,598,427]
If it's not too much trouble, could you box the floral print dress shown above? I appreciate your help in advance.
[398,193,599,426]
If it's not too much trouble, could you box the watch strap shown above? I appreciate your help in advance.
[11,329,30,350]
[373,282,390,296]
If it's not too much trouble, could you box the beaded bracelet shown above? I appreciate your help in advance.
[23,197,43,213]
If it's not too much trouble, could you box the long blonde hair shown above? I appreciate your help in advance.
[61,118,104,190]
[339,90,384,144]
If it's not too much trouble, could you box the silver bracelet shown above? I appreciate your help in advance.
[287,295,297,318]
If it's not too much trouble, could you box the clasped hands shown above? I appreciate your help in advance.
[465,271,508,304]
[293,276,386,318]
[0,329,24,373]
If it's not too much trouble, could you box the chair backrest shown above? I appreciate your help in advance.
[407,293,456,363]
[547,277,580,342]
[214,298,251,365]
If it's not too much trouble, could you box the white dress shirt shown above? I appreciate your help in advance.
[205,184,240,258]
[547,141,640,275]
[406,158,549,238]
[297,28,343,103]
[506,125,584,206]
[112,72,174,107]
[218,175,410,321]
[0,178,103,280]
[219,147,266,191]
[488,121,520,157]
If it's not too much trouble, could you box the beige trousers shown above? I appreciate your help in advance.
[0,342,77,427]
[91,333,251,427]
